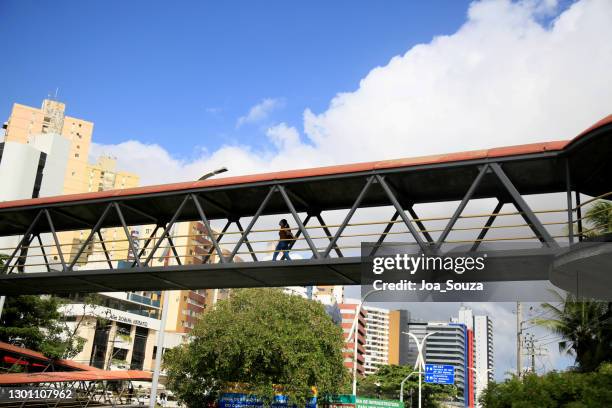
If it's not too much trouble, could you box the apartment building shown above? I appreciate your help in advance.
[406,307,494,408]
[3,99,93,195]
[361,307,411,375]
[339,303,367,377]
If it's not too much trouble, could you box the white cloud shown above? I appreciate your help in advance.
[303,0,612,163]
[94,0,612,186]
[87,0,611,376]
[236,98,285,127]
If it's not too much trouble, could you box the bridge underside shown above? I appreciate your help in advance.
[0,252,558,296]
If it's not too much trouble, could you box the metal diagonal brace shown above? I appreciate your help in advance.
[131,225,161,267]
[203,220,231,263]
[2,210,43,274]
[68,203,113,271]
[278,185,321,259]
[407,206,434,244]
[291,214,312,244]
[113,202,142,267]
[489,162,558,248]
[470,200,504,252]
[36,234,51,272]
[236,220,258,262]
[316,213,344,258]
[97,230,114,269]
[323,176,375,258]
[166,235,182,266]
[228,186,276,262]
[144,195,190,266]
[44,209,67,272]
[376,175,429,253]
[368,211,399,257]
[434,164,489,250]
[192,194,226,263]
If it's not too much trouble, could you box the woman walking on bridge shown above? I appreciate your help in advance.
[273,219,294,260]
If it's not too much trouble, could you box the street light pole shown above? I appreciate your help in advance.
[403,331,436,408]
[150,168,229,408]
[347,288,381,396]
[468,367,493,408]
[399,371,418,403]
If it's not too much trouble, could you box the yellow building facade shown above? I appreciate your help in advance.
[3,99,93,195]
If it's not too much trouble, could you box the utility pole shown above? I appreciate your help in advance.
[516,302,522,377]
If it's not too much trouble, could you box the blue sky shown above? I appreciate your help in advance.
[1,0,471,158]
[2,0,610,378]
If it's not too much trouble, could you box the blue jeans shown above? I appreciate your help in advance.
[273,241,291,260]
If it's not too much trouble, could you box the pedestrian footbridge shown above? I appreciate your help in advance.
[1,115,611,296]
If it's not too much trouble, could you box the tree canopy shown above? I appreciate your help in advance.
[163,288,348,407]
[0,254,84,359]
[480,363,612,407]
[534,291,612,372]
[357,365,457,407]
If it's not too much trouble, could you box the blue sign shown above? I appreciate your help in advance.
[424,364,455,385]
[219,393,317,408]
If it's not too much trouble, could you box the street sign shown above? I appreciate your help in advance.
[356,397,404,408]
[424,364,455,385]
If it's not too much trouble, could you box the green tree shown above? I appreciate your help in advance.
[534,291,612,372]
[0,254,84,359]
[480,363,612,407]
[357,365,457,407]
[584,200,612,236]
[164,288,348,407]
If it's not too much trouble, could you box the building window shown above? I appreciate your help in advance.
[75,153,79,158]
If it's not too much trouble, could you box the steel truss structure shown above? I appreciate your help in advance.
[0,115,611,295]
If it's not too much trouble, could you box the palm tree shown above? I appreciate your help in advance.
[535,199,612,371]
[584,200,612,236]
[534,291,612,372]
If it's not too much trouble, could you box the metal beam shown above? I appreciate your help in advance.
[228,186,276,262]
[316,213,344,258]
[192,194,226,263]
[14,235,34,273]
[113,202,142,267]
[435,164,489,250]
[565,159,574,244]
[1,209,43,274]
[96,230,114,269]
[68,203,113,271]
[376,175,428,253]
[576,191,583,242]
[36,234,51,272]
[203,220,231,263]
[278,185,321,259]
[407,206,434,244]
[290,214,311,248]
[144,195,190,266]
[368,211,399,257]
[165,235,182,266]
[470,200,504,252]
[489,163,558,248]
[44,209,67,272]
[323,176,375,258]
[235,220,258,262]
[132,224,161,267]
